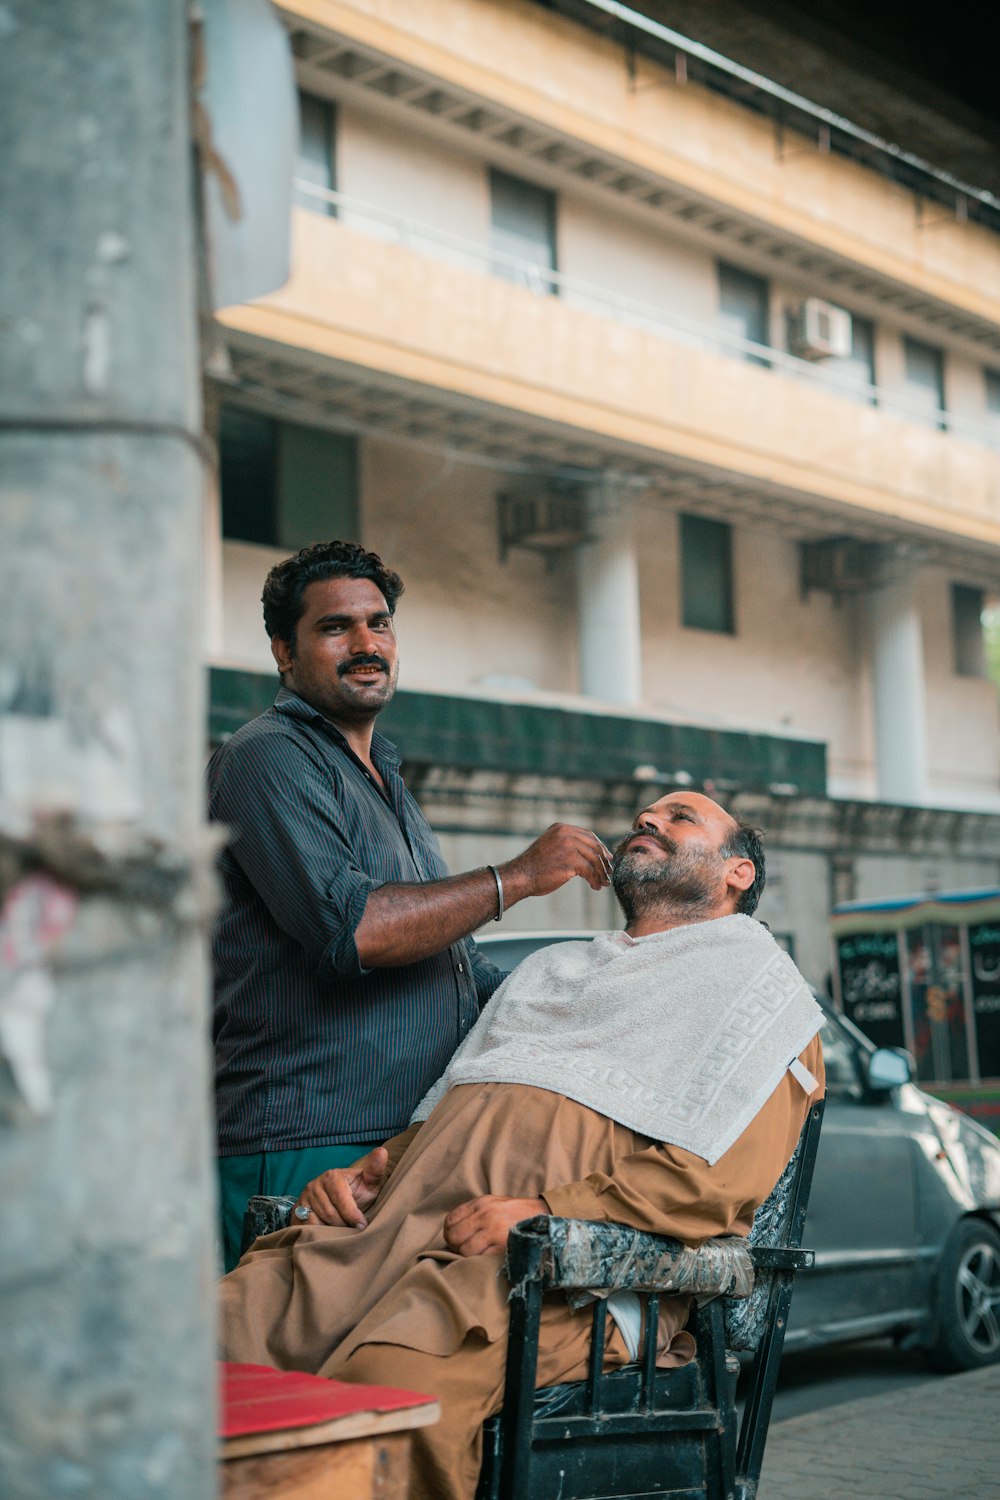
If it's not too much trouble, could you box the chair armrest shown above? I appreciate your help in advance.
[240,1194,297,1256]
[750,1247,814,1271]
[504,1216,755,1301]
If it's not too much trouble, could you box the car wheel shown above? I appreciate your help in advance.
[927,1218,1000,1372]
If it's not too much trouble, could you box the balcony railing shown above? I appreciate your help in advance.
[294,180,1000,451]
[548,0,1000,239]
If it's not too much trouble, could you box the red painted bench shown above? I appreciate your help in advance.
[219,1361,440,1498]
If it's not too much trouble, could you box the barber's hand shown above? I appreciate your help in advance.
[504,824,613,898]
[294,1146,389,1229]
[443,1195,547,1257]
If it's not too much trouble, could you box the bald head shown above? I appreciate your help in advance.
[638,791,737,838]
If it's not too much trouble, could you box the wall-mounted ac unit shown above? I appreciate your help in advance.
[792,298,853,360]
[497,485,592,564]
[800,537,882,595]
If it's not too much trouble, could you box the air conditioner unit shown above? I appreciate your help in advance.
[800,537,882,595]
[497,485,593,565]
[792,298,853,360]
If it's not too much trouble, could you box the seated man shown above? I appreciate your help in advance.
[219,792,825,1500]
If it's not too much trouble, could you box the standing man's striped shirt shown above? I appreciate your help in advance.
[210,687,504,1156]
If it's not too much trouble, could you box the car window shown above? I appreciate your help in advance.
[820,1017,864,1101]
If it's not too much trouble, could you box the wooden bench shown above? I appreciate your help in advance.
[219,1361,440,1499]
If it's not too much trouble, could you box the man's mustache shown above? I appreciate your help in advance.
[613,828,678,863]
[338,654,391,677]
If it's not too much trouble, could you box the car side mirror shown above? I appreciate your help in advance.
[866,1046,913,1092]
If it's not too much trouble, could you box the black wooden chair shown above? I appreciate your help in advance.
[240,1098,824,1500]
[477,1098,824,1500]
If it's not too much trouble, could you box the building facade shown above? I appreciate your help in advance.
[206,0,1000,1007]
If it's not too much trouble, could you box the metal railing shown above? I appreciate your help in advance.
[296,180,1000,450]
[546,0,1000,238]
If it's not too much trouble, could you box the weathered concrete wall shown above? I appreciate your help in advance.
[0,4,216,1497]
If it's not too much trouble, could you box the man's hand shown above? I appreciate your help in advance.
[294,1146,389,1228]
[504,824,613,899]
[443,1195,547,1257]
[353,823,612,968]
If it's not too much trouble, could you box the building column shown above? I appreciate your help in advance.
[576,483,642,705]
[1,4,216,1495]
[868,571,929,804]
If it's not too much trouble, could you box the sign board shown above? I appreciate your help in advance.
[970,921,1000,1079]
[835,929,904,1051]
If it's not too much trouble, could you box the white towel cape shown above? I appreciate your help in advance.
[413,914,823,1164]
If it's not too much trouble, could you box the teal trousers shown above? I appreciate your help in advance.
[218,1142,382,1273]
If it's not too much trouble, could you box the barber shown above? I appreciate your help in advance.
[210,540,612,1268]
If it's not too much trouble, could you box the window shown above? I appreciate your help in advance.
[819,1019,863,1102]
[952,583,986,678]
[680,514,734,634]
[986,370,1000,447]
[902,336,946,429]
[219,407,277,547]
[986,369,1000,415]
[295,93,336,215]
[718,262,769,366]
[220,405,357,550]
[489,169,557,292]
[831,314,877,404]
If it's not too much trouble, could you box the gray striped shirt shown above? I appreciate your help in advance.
[210,688,503,1154]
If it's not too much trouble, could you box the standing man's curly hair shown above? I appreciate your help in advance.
[262,540,405,650]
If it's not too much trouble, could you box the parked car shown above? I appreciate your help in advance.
[477,930,1000,1371]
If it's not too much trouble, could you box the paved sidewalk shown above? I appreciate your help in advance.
[761,1363,1000,1499]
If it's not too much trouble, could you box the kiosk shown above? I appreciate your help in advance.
[831,888,1000,1133]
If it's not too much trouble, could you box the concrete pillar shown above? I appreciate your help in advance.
[869,572,929,805]
[0,4,216,1497]
[576,483,642,705]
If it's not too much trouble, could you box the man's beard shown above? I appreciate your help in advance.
[295,652,398,723]
[611,830,718,925]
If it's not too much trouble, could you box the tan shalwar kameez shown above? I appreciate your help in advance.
[219,1034,824,1500]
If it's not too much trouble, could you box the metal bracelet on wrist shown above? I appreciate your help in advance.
[488,864,504,922]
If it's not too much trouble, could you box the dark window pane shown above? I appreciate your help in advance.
[295,93,336,215]
[220,406,278,545]
[953,583,986,678]
[718,262,769,365]
[680,513,734,634]
[903,335,946,428]
[986,369,1000,415]
[276,424,357,550]
[818,1020,863,1101]
[841,314,876,401]
[220,408,357,550]
[490,169,556,291]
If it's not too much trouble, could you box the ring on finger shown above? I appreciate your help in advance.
[293,1204,311,1221]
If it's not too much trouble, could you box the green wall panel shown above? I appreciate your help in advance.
[208,667,827,796]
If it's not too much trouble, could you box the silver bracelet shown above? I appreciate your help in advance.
[488,864,504,922]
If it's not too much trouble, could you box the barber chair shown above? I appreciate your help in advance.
[241,1098,824,1500]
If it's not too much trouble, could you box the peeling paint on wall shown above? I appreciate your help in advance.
[0,873,76,1115]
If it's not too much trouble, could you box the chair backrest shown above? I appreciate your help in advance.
[724,1112,812,1350]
